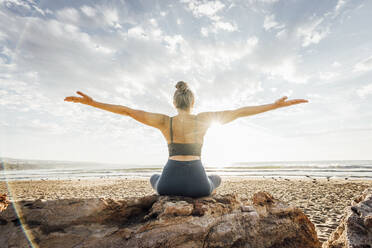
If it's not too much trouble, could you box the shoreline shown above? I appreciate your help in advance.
[1,177,371,243]
[1,175,372,182]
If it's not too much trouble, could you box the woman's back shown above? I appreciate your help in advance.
[163,114,210,159]
[165,114,205,144]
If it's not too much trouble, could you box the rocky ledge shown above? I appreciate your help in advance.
[0,191,321,248]
[0,193,9,212]
[323,188,372,248]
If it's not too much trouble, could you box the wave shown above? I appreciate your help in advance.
[1,157,371,181]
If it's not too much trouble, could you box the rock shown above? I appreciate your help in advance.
[241,205,255,212]
[0,192,321,248]
[323,188,372,248]
[0,193,9,212]
[252,191,274,206]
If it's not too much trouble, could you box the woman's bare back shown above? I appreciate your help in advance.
[161,114,210,145]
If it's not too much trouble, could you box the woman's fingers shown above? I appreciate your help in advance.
[65,91,92,104]
[276,96,288,103]
[76,91,89,98]
[286,99,308,105]
[64,96,82,102]
[274,97,308,107]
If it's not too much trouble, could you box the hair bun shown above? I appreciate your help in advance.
[175,81,188,92]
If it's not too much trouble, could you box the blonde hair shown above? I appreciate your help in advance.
[173,81,194,110]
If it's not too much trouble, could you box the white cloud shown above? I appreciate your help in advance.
[182,0,225,19]
[197,37,259,70]
[149,18,158,26]
[81,5,97,17]
[233,81,263,98]
[0,45,13,58]
[163,34,184,53]
[275,28,286,39]
[253,57,309,84]
[56,8,80,23]
[332,61,341,67]
[1,0,371,163]
[201,20,238,35]
[319,71,339,81]
[282,89,293,97]
[353,56,372,72]
[213,21,237,32]
[297,17,330,47]
[182,0,236,35]
[329,0,348,18]
[263,14,284,31]
[201,27,209,37]
[102,8,120,28]
[127,26,147,40]
[335,0,347,12]
[1,0,46,15]
[356,83,372,98]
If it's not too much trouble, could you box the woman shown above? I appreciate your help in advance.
[64,81,308,198]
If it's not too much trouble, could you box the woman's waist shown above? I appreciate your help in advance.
[169,155,201,161]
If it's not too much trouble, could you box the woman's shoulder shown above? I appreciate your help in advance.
[196,112,214,121]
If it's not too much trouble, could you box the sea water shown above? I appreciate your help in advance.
[1,157,371,181]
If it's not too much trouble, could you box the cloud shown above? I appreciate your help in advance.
[353,56,372,72]
[182,0,225,20]
[1,0,371,163]
[80,5,96,17]
[200,20,237,36]
[102,7,120,28]
[1,0,45,16]
[318,71,339,81]
[195,37,259,70]
[329,0,348,18]
[246,51,310,84]
[296,16,330,47]
[213,20,237,32]
[332,61,341,67]
[182,0,237,35]
[356,83,372,99]
[293,0,354,47]
[127,26,147,39]
[263,14,284,31]
[56,7,80,23]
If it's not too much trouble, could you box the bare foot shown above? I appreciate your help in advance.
[211,189,217,195]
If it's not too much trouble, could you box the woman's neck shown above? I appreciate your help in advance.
[176,108,192,115]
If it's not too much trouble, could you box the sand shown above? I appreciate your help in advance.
[1,177,371,243]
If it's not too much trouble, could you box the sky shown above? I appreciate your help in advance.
[0,0,372,165]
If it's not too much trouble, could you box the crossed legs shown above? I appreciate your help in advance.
[150,173,222,195]
[208,175,222,195]
[150,173,160,190]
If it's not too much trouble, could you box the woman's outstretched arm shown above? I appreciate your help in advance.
[198,96,308,125]
[64,91,167,129]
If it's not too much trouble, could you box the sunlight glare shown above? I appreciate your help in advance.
[203,121,234,168]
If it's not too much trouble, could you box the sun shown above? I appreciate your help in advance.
[203,121,236,168]
[203,120,268,167]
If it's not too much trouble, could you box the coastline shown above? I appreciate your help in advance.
[1,177,371,243]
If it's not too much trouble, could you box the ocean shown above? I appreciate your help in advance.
[1,157,371,181]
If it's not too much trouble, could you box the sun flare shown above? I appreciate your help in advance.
[203,121,236,168]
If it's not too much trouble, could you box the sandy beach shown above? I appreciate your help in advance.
[1,177,371,243]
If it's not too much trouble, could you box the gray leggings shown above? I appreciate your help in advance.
[150,159,222,198]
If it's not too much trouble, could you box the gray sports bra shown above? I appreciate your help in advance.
[168,116,203,156]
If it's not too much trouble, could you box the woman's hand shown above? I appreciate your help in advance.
[273,96,308,108]
[64,91,94,105]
